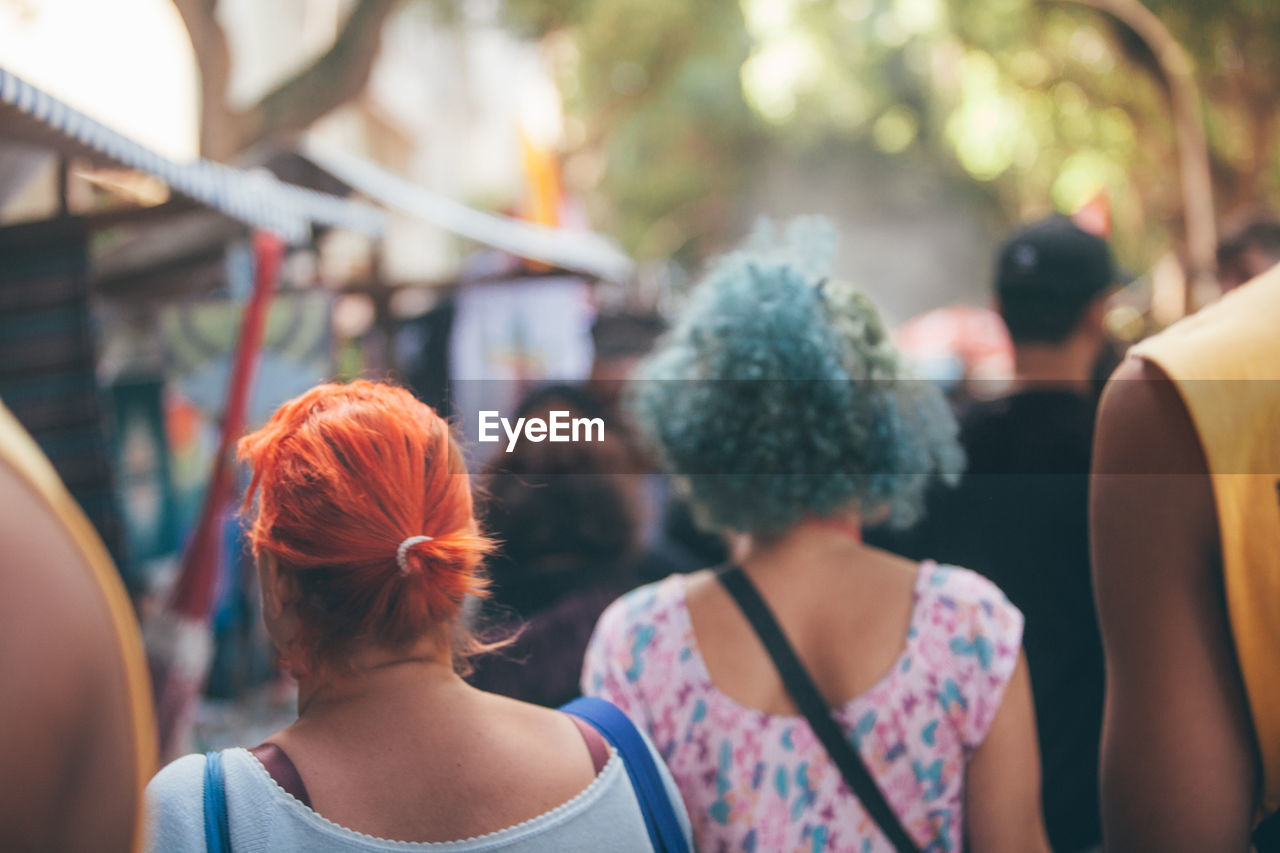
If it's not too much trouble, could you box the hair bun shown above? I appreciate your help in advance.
[392,528,494,621]
[396,535,434,575]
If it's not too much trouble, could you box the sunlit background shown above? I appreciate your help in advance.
[5,0,1274,314]
[1,0,1276,755]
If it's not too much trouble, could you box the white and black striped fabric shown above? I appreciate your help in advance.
[0,66,384,244]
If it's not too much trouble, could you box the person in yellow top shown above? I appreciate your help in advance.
[0,400,156,852]
[1091,265,1280,852]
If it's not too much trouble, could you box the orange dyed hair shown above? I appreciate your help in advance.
[238,380,494,674]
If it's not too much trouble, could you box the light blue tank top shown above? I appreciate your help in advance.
[145,745,690,852]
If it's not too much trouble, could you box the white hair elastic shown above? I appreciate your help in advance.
[396,535,433,575]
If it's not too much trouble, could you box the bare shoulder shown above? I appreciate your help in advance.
[478,688,583,733]
[1093,355,1216,579]
[680,567,720,603]
[1095,355,1206,476]
[473,688,598,776]
[860,544,929,581]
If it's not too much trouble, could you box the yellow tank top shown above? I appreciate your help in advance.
[0,400,156,851]
[1131,267,1280,814]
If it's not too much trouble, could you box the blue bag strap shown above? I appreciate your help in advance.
[203,751,233,853]
[561,696,689,853]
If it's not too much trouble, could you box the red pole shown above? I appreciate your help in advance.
[170,231,284,617]
[155,230,285,759]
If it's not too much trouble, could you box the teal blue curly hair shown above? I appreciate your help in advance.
[631,218,964,536]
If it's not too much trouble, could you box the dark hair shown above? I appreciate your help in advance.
[481,384,638,617]
[1218,220,1280,281]
[998,291,1101,344]
[1219,220,1280,259]
[996,217,1113,344]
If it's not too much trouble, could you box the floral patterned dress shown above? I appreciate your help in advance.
[580,562,1023,853]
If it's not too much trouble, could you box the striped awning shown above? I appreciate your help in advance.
[0,67,384,244]
[302,141,635,283]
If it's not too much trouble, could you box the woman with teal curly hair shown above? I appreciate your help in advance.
[582,220,1049,853]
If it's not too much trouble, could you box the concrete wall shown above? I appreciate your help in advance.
[737,144,1005,326]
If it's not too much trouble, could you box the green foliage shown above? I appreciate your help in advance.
[1143,0,1280,212]
[503,0,1280,267]
[506,0,760,263]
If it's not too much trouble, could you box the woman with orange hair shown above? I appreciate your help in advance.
[145,380,690,852]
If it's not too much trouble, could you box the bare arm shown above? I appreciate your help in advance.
[965,651,1051,853]
[1091,357,1258,852]
[0,463,141,853]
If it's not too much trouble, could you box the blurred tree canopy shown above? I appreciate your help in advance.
[502,0,1280,268]
[503,0,763,262]
[1139,0,1280,214]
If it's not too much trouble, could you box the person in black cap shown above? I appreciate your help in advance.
[869,215,1113,853]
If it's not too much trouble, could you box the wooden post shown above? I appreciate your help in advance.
[1055,0,1217,314]
[57,157,70,218]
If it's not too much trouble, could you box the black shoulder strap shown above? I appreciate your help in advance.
[716,564,921,853]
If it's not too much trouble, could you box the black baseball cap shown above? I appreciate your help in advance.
[996,215,1116,301]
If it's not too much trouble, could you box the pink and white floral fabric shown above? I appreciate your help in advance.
[581,562,1023,853]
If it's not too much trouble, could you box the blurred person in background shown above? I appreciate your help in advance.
[146,381,691,852]
[893,304,1016,414]
[468,383,645,707]
[583,221,1050,853]
[590,311,727,577]
[589,312,668,415]
[1217,219,1280,292]
[0,401,156,853]
[1092,264,1280,852]
[869,216,1113,853]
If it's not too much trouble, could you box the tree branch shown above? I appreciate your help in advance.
[170,0,236,158]
[226,0,402,156]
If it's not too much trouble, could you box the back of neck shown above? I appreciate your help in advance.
[1012,340,1096,394]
